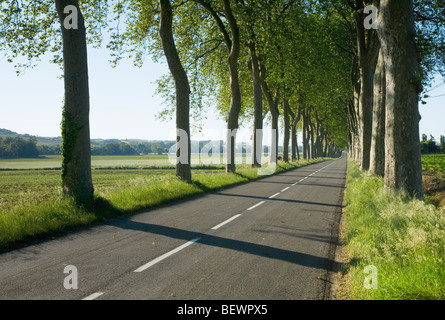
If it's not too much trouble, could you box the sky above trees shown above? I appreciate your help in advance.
[1,42,443,143]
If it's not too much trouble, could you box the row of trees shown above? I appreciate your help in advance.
[345,0,444,200]
[0,136,39,159]
[1,1,443,202]
[421,134,445,154]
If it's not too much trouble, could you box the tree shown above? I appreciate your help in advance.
[0,1,100,199]
[55,0,94,198]
[196,0,242,173]
[346,0,381,171]
[369,48,385,177]
[159,0,192,181]
[440,135,445,153]
[377,0,424,199]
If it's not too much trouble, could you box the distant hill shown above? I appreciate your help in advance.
[0,128,176,145]
[0,128,19,136]
[0,128,62,145]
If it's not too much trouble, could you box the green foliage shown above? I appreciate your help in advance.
[422,154,445,173]
[0,136,39,158]
[414,0,445,86]
[421,133,442,154]
[0,0,109,73]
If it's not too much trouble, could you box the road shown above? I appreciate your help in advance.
[0,155,347,300]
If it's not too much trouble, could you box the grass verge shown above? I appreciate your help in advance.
[0,158,326,252]
[339,160,445,299]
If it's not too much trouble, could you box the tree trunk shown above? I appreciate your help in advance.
[159,0,191,182]
[248,38,263,168]
[309,113,315,159]
[358,61,376,170]
[369,49,385,177]
[349,1,380,170]
[290,106,301,161]
[55,0,94,199]
[302,108,309,159]
[270,97,279,164]
[260,66,279,164]
[378,0,424,200]
[353,85,361,162]
[282,99,290,162]
[223,0,242,174]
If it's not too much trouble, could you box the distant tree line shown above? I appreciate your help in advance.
[0,136,39,158]
[421,134,445,154]
[0,135,178,158]
[91,141,174,156]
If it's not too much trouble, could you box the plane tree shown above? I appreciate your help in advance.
[0,0,108,201]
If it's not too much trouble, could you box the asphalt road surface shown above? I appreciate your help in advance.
[0,155,347,300]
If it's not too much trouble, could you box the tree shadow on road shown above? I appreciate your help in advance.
[110,219,343,273]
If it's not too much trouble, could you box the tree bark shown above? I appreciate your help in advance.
[282,99,290,162]
[260,66,279,164]
[302,108,309,159]
[55,0,94,199]
[378,0,424,199]
[348,1,380,170]
[222,0,242,173]
[290,106,301,161]
[159,0,191,182]
[247,33,263,168]
[369,49,385,177]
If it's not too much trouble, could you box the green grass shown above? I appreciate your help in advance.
[0,156,327,251]
[342,160,445,299]
[422,154,445,173]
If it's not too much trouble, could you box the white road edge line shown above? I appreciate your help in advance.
[134,237,201,273]
[281,187,290,192]
[211,214,242,230]
[82,292,104,300]
[247,201,265,211]
[269,193,280,199]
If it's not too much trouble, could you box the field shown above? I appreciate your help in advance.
[0,154,175,170]
[0,154,326,251]
[422,154,445,207]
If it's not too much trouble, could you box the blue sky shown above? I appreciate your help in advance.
[0,44,444,143]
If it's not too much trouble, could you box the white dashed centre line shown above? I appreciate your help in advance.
[211,214,242,230]
[82,292,104,300]
[247,201,265,211]
[134,237,201,273]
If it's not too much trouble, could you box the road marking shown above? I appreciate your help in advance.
[82,292,104,300]
[269,193,280,199]
[212,214,242,230]
[281,187,290,192]
[134,238,201,273]
[247,201,265,211]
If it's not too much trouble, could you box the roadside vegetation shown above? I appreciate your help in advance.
[0,155,327,252]
[340,159,445,300]
[422,154,445,208]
